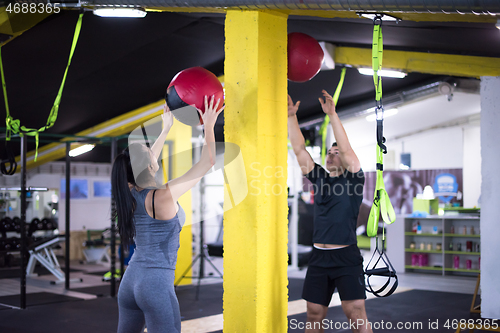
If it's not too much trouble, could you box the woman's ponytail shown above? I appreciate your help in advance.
[111,151,136,247]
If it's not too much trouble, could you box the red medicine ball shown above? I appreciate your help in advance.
[287,32,324,83]
[165,67,224,126]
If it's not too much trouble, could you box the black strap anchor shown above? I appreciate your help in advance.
[1,139,17,175]
[361,236,398,297]
[375,105,387,154]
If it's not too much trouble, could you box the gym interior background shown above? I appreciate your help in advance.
[0,1,500,332]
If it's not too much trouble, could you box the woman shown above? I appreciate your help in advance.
[111,96,224,333]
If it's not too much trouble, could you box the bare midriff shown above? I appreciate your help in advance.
[314,243,349,249]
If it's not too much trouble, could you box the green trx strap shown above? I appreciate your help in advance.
[366,16,396,238]
[1,13,84,161]
[372,22,383,103]
[362,16,398,298]
[320,67,346,165]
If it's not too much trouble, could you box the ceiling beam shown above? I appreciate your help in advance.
[284,10,498,23]
[0,7,51,46]
[149,7,498,23]
[335,46,500,78]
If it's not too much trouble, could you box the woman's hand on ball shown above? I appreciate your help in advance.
[288,95,300,117]
[318,90,336,116]
[200,95,224,127]
[162,103,174,131]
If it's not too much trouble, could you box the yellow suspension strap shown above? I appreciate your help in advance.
[1,13,84,164]
[319,67,346,165]
[363,15,397,298]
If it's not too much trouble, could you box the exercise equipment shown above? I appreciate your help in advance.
[0,139,17,175]
[82,229,111,265]
[165,66,224,126]
[12,216,20,230]
[29,218,41,236]
[12,216,27,234]
[362,15,397,298]
[0,237,19,251]
[1,217,13,236]
[318,67,346,165]
[366,15,396,237]
[362,237,398,297]
[25,233,82,284]
[1,216,29,236]
[41,217,57,231]
[0,13,83,161]
[26,235,66,282]
[287,32,324,83]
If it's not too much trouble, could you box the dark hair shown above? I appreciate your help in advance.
[111,146,138,247]
[112,143,159,246]
[331,142,337,147]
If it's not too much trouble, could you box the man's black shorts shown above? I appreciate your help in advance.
[302,244,366,306]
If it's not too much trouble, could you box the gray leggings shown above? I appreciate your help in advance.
[117,265,181,333]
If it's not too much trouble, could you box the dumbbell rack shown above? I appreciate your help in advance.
[0,216,81,284]
[0,217,29,267]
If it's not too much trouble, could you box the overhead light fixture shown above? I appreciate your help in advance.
[496,18,500,30]
[357,12,400,22]
[366,108,398,122]
[69,144,95,157]
[93,8,147,18]
[358,68,407,78]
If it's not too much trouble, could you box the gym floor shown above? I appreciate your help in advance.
[0,250,479,333]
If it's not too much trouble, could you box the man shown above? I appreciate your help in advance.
[288,90,372,333]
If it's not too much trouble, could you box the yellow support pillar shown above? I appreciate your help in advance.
[224,10,289,333]
[163,120,193,286]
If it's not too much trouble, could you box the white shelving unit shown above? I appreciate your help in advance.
[404,215,480,276]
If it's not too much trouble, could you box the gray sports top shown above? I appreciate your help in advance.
[128,188,185,269]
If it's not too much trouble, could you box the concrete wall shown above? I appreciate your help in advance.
[480,76,500,319]
[352,126,465,172]
[463,126,482,208]
[58,177,112,232]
